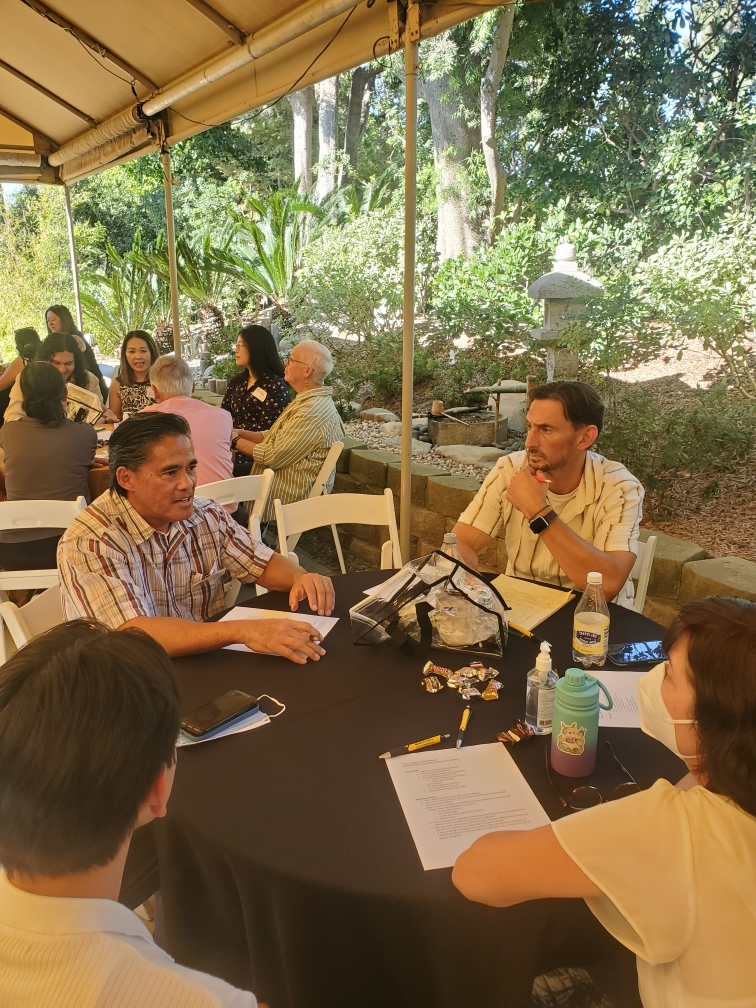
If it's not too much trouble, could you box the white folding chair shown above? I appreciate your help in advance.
[196,470,274,541]
[0,586,63,665]
[274,489,401,573]
[0,497,86,601]
[196,471,275,605]
[630,535,657,614]
[284,441,345,562]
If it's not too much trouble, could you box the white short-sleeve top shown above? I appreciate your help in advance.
[552,779,756,1008]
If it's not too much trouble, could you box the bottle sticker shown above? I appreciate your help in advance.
[556,721,587,756]
[573,619,609,655]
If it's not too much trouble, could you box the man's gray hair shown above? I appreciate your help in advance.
[150,355,193,398]
[295,340,334,383]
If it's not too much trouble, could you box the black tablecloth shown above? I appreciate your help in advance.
[156,571,683,1008]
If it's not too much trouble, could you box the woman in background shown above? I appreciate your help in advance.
[108,330,159,420]
[0,362,96,570]
[221,324,289,476]
[4,333,102,423]
[0,329,41,427]
[45,304,107,399]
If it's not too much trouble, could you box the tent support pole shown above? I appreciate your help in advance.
[161,149,182,358]
[63,184,83,333]
[400,4,420,563]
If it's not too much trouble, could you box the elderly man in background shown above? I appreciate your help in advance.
[141,355,245,522]
[452,381,643,606]
[58,412,333,662]
[232,340,344,521]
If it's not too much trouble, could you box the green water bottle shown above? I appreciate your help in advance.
[550,668,613,777]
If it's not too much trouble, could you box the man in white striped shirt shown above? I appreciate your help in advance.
[453,382,643,605]
[0,620,265,1008]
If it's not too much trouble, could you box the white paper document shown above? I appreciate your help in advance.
[596,669,643,728]
[219,607,339,653]
[176,706,270,746]
[386,742,550,871]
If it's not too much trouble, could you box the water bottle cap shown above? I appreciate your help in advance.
[443,532,457,545]
[587,571,603,584]
[564,668,585,686]
[555,668,600,709]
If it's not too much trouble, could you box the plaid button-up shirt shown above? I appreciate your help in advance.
[58,491,273,629]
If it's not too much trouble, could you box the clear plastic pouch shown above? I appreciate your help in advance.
[349,551,510,657]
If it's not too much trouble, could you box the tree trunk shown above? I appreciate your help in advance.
[481,5,515,239]
[418,74,481,261]
[315,75,339,201]
[152,320,175,356]
[287,86,314,193]
[342,66,379,181]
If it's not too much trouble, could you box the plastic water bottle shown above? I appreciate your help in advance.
[572,572,610,668]
[551,668,613,776]
[525,641,558,735]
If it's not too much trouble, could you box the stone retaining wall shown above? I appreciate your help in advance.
[330,438,756,624]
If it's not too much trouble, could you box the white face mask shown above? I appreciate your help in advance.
[637,661,697,760]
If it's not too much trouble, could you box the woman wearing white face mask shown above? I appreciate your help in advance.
[453,596,756,1008]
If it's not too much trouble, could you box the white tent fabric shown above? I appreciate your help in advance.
[0,0,489,184]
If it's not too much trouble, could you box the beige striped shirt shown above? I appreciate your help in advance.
[0,871,256,1007]
[459,450,643,603]
[58,491,273,629]
[251,385,344,520]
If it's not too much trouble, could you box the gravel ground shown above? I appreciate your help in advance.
[345,420,495,483]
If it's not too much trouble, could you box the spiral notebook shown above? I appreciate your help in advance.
[490,575,575,632]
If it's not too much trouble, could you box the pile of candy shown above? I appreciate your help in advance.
[496,720,535,746]
[421,660,503,701]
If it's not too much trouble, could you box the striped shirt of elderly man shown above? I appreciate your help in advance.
[452,382,644,606]
[231,340,345,522]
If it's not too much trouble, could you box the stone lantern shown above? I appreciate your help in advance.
[528,242,604,382]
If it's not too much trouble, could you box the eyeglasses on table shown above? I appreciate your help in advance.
[545,740,641,812]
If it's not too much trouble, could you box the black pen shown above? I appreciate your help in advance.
[456,705,472,749]
[379,733,451,759]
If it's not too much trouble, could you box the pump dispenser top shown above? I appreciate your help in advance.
[535,641,552,682]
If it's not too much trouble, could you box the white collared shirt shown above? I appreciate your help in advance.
[0,871,256,1007]
[458,450,643,605]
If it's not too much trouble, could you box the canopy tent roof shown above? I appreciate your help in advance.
[0,0,490,184]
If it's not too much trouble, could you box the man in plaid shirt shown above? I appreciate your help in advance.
[58,412,332,664]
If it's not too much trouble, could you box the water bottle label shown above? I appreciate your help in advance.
[575,629,601,645]
[556,720,587,755]
[573,616,609,655]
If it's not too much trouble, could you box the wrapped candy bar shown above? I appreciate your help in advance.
[422,661,450,679]
[421,675,445,693]
[461,686,482,700]
[497,719,535,745]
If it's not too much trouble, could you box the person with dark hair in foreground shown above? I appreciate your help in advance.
[0,362,96,570]
[452,381,643,604]
[453,595,756,1007]
[57,412,333,660]
[0,620,264,1007]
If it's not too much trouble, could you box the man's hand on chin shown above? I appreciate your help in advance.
[505,466,549,519]
[289,572,335,616]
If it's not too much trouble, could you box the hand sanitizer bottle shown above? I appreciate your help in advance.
[525,641,558,735]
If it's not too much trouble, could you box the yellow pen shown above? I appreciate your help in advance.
[379,733,450,759]
[456,705,472,749]
[509,621,534,638]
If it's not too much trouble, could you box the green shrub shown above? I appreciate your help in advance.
[597,382,756,517]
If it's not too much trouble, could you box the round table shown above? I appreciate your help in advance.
[156,570,683,1008]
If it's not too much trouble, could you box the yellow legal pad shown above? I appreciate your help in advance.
[491,575,575,632]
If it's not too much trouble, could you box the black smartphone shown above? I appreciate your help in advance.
[608,641,667,666]
[181,690,259,737]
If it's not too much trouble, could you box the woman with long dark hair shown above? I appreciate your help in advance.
[0,362,96,570]
[4,333,102,423]
[45,304,107,399]
[453,595,756,1007]
[108,330,159,420]
[221,324,289,476]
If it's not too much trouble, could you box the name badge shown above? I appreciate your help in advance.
[252,387,268,402]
